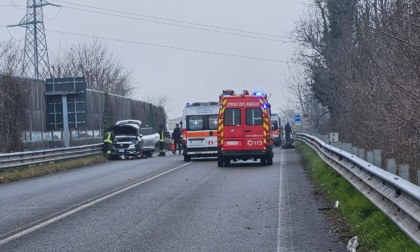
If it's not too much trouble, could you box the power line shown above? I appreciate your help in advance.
[51,0,285,38]
[0,4,23,7]
[8,0,26,10]
[57,6,288,43]
[46,28,291,63]
[62,7,287,42]
[44,5,62,21]
[6,26,23,41]
[49,0,291,42]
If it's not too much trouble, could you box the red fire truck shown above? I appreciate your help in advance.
[217,90,273,167]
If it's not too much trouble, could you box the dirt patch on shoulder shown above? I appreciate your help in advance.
[310,181,355,247]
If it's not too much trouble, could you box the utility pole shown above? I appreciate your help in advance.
[8,0,59,79]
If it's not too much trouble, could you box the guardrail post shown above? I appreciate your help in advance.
[386,159,396,175]
[330,142,338,149]
[366,151,374,164]
[344,143,352,153]
[418,170,420,187]
[373,149,382,168]
[352,147,358,156]
[399,164,409,181]
[358,148,365,160]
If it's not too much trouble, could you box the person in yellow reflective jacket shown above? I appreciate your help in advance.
[157,122,166,156]
[103,131,115,156]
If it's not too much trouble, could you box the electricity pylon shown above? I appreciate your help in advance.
[8,0,59,79]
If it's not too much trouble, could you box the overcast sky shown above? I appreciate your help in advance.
[1,0,309,120]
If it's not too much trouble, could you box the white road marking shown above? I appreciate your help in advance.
[0,162,191,246]
[277,150,295,252]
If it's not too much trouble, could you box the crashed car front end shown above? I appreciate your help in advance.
[106,124,143,159]
[111,136,142,159]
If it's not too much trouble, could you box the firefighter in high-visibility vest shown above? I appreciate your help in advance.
[103,130,115,156]
[157,122,166,156]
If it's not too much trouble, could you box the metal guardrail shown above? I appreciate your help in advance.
[0,144,103,171]
[296,133,420,246]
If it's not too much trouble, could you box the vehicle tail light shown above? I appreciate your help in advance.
[183,128,187,144]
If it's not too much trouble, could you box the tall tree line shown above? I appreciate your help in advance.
[293,0,420,179]
[51,39,134,97]
[0,39,135,97]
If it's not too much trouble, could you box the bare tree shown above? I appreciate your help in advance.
[142,93,172,115]
[50,39,135,97]
[293,0,420,181]
[0,39,22,74]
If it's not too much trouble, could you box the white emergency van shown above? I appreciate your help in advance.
[182,101,219,161]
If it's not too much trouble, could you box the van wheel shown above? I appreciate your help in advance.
[217,156,224,167]
[184,154,191,162]
[224,158,231,167]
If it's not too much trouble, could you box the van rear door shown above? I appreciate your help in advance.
[221,107,244,151]
[243,99,266,151]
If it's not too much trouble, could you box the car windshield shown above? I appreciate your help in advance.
[139,128,156,135]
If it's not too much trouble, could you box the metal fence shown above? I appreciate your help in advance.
[0,144,103,171]
[312,133,419,186]
[297,133,420,246]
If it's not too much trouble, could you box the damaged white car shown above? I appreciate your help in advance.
[106,120,143,160]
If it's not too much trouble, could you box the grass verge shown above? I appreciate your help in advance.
[0,154,107,184]
[296,141,420,252]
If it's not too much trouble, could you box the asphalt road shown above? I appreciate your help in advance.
[0,148,347,251]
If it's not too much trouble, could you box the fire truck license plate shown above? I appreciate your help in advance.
[226,141,238,145]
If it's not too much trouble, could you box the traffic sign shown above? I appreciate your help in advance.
[295,115,302,125]
[302,112,311,129]
[303,120,311,129]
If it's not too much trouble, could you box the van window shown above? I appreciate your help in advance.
[224,108,241,126]
[246,108,263,125]
[208,115,218,130]
[187,115,204,130]
[186,114,219,131]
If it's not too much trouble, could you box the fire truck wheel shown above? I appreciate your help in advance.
[260,157,267,166]
[217,156,224,167]
[267,155,273,165]
[224,158,231,167]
